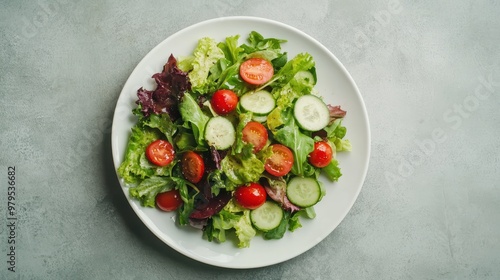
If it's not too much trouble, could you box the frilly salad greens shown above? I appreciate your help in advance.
[117,31,351,248]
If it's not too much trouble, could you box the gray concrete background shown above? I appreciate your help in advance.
[1,0,499,279]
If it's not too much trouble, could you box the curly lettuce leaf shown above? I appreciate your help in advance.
[221,145,265,185]
[205,200,256,248]
[324,118,351,152]
[233,210,256,248]
[322,158,342,182]
[141,113,177,144]
[187,37,225,93]
[117,125,163,183]
[129,176,177,208]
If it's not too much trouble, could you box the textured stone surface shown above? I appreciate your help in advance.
[1,0,499,279]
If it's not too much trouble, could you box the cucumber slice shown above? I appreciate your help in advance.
[286,177,321,208]
[250,201,284,232]
[252,114,268,123]
[240,90,275,116]
[204,116,235,150]
[294,70,316,86]
[293,94,330,131]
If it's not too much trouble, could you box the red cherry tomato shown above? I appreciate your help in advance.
[242,121,268,152]
[239,58,274,85]
[181,151,205,184]
[234,183,267,210]
[156,189,183,211]
[210,89,239,115]
[309,141,333,168]
[146,139,175,167]
[265,144,294,177]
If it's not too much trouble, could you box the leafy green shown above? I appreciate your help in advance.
[208,169,229,196]
[129,176,177,207]
[260,52,315,90]
[186,37,225,93]
[204,200,256,248]
[179,92,210,147]
[273,116,315,177]
[322,159,342,182]
[173,129,197,152]
[325,118,351,152]
[334,138,352,152]
[288,211,303,231]
[177,178,196,225]
[218,35,243,65]
[241,31,286,54]
[117,125,163,183]
[233,112,253,154]
[221,145,265,184]
[142,113,177,144]
[233,210,257,248]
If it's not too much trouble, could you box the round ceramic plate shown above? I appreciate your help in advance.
[111,16,370,269]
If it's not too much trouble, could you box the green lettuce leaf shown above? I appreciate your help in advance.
[241,31,286,54]
[179,92,210,147]
[142,113,177,144]
[322,159,342,182]
[334,138,352,152]
[204,200,256,248]
[233,210,256,248]
[188,37,225,93]
[259,52,315,90]
[221,146,265,184]
[273,116,315,177]
[233,112,253,154]
[177,178,196,225]
[129,176,177,208]
[117,125,163,183]
[288,211,303,232]
[325,118,351,152]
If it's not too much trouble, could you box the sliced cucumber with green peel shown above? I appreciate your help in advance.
[204,116,235,150]
[240,90,275,116]
[294,70,316,86]
[250,201,284,232]
[286,177,321,208]
[252,114,268,123]
[293,94,330,132]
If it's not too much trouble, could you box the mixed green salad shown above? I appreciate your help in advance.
[117,31,351,248]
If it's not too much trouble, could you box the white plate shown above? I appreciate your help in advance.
[111,16,370,269]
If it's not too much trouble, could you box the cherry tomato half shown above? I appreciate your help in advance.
[234,182,267,210]
[181,151,205,184]
[146,139,175,167]
[239,58,274,85]
[210,89,239,115]
[308,141,333,168]
[265,144,294,177]
[242,121,268,152]
[156,189,183,211]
